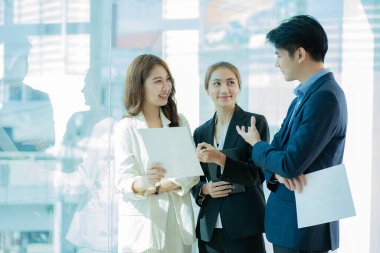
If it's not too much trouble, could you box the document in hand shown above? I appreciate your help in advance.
[295,164,356,228]
[139,127,204,178]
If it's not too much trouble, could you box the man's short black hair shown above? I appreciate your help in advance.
[266,15,328,62]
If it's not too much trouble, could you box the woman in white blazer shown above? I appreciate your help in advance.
[115,54,199,253]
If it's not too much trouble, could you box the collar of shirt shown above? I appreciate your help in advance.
[135,108,171,128]
[293,68,331,98]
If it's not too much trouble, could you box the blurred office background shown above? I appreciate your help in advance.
[0,0,379,252]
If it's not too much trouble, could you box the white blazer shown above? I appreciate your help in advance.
[115,110,199,253]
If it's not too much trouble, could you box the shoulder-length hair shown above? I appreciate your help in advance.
[124,54,179,127]
[204,61,242,90]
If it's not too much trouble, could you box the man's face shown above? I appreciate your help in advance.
[274,48,299,82]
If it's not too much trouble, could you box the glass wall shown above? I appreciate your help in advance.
[0,0,379,252]
[0,1,116,252]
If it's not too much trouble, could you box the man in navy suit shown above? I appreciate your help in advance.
[237,15,347,253]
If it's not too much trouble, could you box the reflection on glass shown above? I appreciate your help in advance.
[55,118,118,253]
[0,1,108,252]
[54,68,118,252]
[0,32,55,252]
[61,69,108,171]
[0,34,55,152]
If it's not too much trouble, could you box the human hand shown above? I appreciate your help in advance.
[275,173,307,193]
[145,186,157,195]
[201,181,232,198]
[236,116,261,146]
[132,163,166,193]
[196,142,226,166]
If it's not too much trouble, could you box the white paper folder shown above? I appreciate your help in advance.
[295,164,356,228]
[139,127,204,178]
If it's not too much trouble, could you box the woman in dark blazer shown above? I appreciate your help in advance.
[191,62,269,253]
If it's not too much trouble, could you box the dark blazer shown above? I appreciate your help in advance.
[252,72,347,251]
[191,105,270,242]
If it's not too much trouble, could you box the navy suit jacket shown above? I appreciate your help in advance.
[191,105,269,242]
[252,72,347,251]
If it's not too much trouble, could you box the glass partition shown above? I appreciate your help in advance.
[0,0,115,252]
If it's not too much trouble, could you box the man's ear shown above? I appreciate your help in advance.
[297,47,307,63]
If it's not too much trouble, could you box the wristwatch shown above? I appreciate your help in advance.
[154,183,161,195]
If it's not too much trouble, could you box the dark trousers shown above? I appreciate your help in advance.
[198,228,266,253]
[273,244,328,253]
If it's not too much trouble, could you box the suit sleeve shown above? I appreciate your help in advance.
[262,108,292,191]
[270,98,297,149]
[190,128,208,206]
[222,115,269,186]
[114,122,147,200]
[252,91,340,178]
[256,114,270,184]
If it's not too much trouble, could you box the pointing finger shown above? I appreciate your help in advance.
[250,116,256,128]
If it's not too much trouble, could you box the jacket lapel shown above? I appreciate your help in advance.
[281,72,334,145]
[280,98,298,144]
[223,105,245,149]
[134,109,171,129]
[292,72,334,121]
[205,113,216,146]
[134,112,148,129]
[160,109,171,127]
